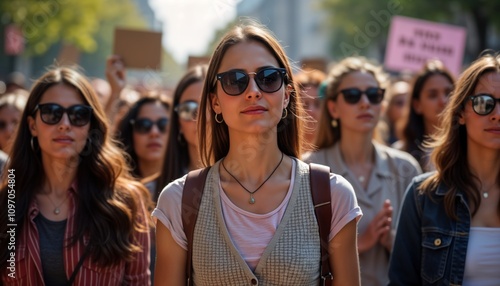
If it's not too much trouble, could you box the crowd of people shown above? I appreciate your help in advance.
[0,19,499,286]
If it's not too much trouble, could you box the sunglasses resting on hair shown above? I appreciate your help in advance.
[174,101,199,121]
[468,94,500,115]
[338,87,385,104]
[33,103,92,127]
[215,67,287,96]
[130,118,168,134]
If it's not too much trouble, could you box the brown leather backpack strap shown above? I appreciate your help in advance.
[181,167,210,286]
[309,163,333,286]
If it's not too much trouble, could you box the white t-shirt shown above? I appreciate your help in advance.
[152,160,362,269]
[463,227,500,285]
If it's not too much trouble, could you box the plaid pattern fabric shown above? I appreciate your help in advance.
[192,159,320,285]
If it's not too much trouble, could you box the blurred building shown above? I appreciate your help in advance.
[237,0,330,71]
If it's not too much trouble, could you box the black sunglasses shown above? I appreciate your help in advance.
[468,94,500,115]
[0,120,18,131]
[216,67,287,96]
[33,103,92,127]
[130,118,168,134]
[338,87,385,105]
[174,101,198,121]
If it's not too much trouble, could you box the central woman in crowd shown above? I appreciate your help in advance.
[153,22,362,285]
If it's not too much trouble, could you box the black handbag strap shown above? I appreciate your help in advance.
[67,245,90,286]
[309,163,333,286]
[182,167,210,286]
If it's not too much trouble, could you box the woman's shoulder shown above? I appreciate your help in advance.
[375,142,422,173]
[301,145,333,164]
[156,174,188,208]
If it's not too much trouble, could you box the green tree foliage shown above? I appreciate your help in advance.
[320,0,500,60]
[1,0,102,55]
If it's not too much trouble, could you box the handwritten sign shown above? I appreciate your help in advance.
[384,16,466,76]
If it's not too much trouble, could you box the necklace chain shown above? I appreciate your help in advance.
[44,192,69,215]
[222,152,284,204]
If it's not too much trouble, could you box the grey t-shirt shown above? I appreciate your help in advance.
[34,214,68,286]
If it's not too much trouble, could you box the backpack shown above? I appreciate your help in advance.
[181,163,332,286]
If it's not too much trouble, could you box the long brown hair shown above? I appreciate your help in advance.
[419,52,500,219]
[315,56,387,149]
[155,65,208,199]
[0,67,150,268]
[198,21,305,166]
[400,59,455,165]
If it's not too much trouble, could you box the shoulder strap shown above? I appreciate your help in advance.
[309,163,333,286]
[67,245,90,285]
[181,167,210,286]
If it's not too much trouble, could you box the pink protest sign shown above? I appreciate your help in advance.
[384,16,466,76]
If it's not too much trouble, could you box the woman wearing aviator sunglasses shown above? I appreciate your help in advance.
[0,67,151,285]
[153,22,362,285]
[155,65,207,202]
[303,56,422,286]
[389,52,500,285]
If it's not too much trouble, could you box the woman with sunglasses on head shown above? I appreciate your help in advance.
[392,59,455,172]
[154,65,207,201]
[303,56,422,286]
[153,22,362,285]
[0,67,151,285]
[389,52,500,285]
[116,95,170,187]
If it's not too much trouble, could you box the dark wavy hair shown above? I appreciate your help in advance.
[198,21,305,166]
[420,51,500,220]
[154,65,208,200]
[116,95,170,178]
[400,59,455,166]
[0,67,151,269]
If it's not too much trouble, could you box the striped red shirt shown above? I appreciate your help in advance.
[1,185,151,285]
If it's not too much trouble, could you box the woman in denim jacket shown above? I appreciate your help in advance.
[388,51,500,285]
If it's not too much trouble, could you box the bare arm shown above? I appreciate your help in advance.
[154,222,187,286]
[329,219,360,286]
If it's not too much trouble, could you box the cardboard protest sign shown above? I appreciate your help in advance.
[113,28,162,70]
[384,16,466,76]
[57,44,80,65]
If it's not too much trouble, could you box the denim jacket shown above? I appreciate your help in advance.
[388,173,470,286]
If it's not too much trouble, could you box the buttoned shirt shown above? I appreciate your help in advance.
[1,183,150,285]
[303,142,422,286]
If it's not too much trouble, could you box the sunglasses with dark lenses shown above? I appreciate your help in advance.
[216,67,287,96]
[33,103,92,127]
[338,87,385,105]
[0,120,18,131]
[468,94,500,115]
[130,118,168,134]
[174,101,198,121]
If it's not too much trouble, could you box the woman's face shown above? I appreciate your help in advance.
[178,81,203,148]
[0,105,21,154]
[327,71,383,134]
[413,74,453,127]
[132,102,169,163]
[460,71,500,152]
[28,84,90,163]
[211,41,289,136]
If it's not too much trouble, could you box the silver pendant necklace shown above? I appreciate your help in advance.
[45,193,69,214]
[222,152,284,204]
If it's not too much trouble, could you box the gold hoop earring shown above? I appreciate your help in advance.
[331,119,338,128]
[215,113,224,124]
[281,108,288,119]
